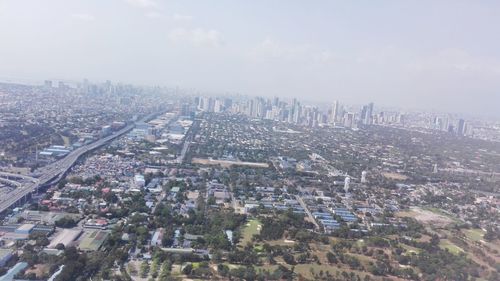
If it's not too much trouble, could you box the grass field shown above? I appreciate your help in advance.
[400,243,422,254]
[463,228,485,242]
[257,264,370,280]
[239,219,262,247]
[398,207,457,227]
[439,239,464,254]
[424,207,461,222]
[192,158,269,168]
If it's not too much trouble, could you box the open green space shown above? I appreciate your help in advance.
[400,243,422,254]
[256,263,370,280]
[463,228,485,242]
[424,207,461,223]
[439,239,464,254]
[239,219,261,246]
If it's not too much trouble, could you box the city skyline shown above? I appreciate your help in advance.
[0,2,498,280]
[1,76,496,121]
[1,0,500,117]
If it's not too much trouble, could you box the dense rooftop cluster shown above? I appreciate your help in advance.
[0,82,498,281]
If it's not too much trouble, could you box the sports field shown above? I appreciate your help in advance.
[239,219,262,246]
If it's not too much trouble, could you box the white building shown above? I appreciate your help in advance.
[361,171,367,183]
[134,174,145,188]
[344,176,351,193]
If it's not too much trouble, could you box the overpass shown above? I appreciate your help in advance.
[0,172,39,194]
[0,177,22,188]
[0,172,38,182]
[0,112,161,214]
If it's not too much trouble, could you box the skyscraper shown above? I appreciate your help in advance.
[44,80,52,89]
[365,102,374,125]
[331,100,339,123]
[457,119,466,136]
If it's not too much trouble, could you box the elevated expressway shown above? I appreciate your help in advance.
[0,121,139,214]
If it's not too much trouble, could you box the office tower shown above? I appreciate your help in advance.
[433,116,441,130]
[208,97,216,112]
[465,124,473,136]
[44,80,52,89]
[344,113,354,128]
[213,99,223,113]
[366,102,374,125]
[293,102,301,124]
[360,105,368,124]
[273,97,280,107]
[287,100,295,123]
[457,119,465,136]
[331,100,339,123]
[223,98,233,110]
[256,98,265,118]
[197,97,204,111]
[447,124,454,133]
[367,102,374,117]
[198,97,212,112]
[443,118,450,132]
[265,108,275,120]
[180,103,191,116]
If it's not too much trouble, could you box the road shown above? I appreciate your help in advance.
[0,172,38,182]
[175,119,199,164]
[0,112,160,214]
[295,195,320,230]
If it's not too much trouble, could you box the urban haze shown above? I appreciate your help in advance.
[0,1,498,281]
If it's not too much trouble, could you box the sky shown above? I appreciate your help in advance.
[0,0,499,117]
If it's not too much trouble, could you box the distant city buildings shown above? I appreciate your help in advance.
[195,96,387,129]
[192,94,487,141]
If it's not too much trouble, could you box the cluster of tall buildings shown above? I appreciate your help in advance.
[195,96,404,129]
[432,116,471,136]
[195,96,233,113]
[43,79,132,97]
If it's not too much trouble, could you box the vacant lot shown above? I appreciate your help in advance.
[398,207,455,227]
[382,172,408,180]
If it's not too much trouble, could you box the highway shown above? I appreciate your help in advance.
[175,118,199,164]
[0,172,38,182]
[0,115,155,214]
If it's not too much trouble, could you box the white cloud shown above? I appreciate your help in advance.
[250,38,337,64]
[253,38,310,60]
[406,48,500,76]
[125,0,157,8]
[71,13,95,21]
[145,12,162,19]
[168,28,222,47]
[172,13,193,21]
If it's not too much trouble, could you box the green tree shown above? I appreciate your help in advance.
[140,261,150,278]
[182,264,193,275]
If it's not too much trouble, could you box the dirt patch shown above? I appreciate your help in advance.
[398,207,454,227]
[24,264,49,279]
[192,158,269,168]
[382,172,408,180]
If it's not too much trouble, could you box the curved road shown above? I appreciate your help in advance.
[0,114,158,214]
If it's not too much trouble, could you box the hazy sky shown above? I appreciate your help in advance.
[1,0,499,116]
